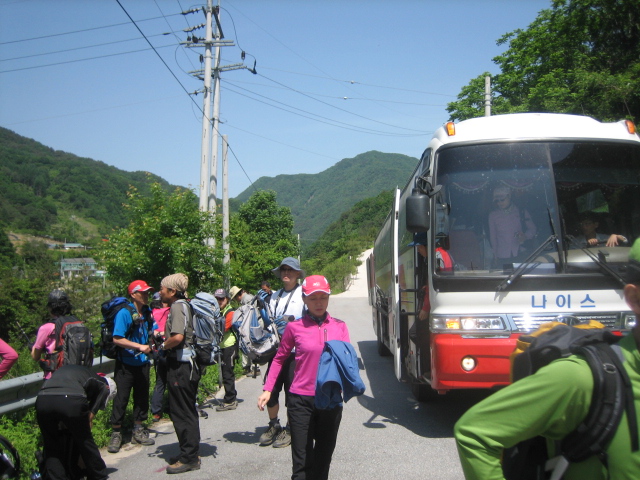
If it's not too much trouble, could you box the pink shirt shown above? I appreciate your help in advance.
[264,312,350,397]
[33,322,57,379]
[489,206,536,259]
[152,307,170,335]
[0,339,18,380]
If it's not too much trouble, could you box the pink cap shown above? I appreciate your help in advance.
[128,280,153,296]
[302,275,331,296]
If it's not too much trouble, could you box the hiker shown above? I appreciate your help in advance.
[230,285,255,306]
[259,256,306,448]
[574,213,628,248]
[0,338,18,380]
[107,280,155,454]
[36,364,117,480]
[31,289,71,380]
[213,288,239,411]
[488,186,536,266]
[159,273,201,474]
[259,280,273,304]
[258,275,351,480]
[454,239,640,479]
[150,292,170,422]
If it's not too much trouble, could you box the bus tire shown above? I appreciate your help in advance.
[376,320,391,356]
[411,381,438,402]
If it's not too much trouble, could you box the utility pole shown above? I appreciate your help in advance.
[197,0,213,212]
[222,135,230,265]
[484,75,492,117]
[185,1,256,246]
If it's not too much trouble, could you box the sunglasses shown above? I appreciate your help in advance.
[280,267,296,273]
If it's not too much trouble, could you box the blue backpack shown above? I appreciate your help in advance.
[189,292,224,366]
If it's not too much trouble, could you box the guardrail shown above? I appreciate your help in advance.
[0,358,115,415]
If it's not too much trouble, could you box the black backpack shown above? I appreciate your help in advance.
[42,315,94,373]
[100,297,151,360]
[503,322,639,480]
[0,434,20,479]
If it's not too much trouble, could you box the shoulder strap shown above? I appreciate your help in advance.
[272,284,299,318]
[561,342,638,463]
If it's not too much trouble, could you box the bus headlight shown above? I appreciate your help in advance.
[623,313,637,330]
[431,316,506,332]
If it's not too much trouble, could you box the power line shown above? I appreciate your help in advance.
[0,12,184,46]
[256,72,428,134]
[223,82,428,137]
[0,32,177,62]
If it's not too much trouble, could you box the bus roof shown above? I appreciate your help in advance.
[430,113,639,149]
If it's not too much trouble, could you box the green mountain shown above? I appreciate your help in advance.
[234,151,418,244]
[0,127,176,241]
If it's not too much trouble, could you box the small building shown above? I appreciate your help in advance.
[59,257,98,278]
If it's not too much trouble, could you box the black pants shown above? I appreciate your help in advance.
[287,394,343,480]
[36,395,108,480]
[265,353,296,409]
[151,356,168,416]
[220,344,237,403]
[110,360,151,425]
[167,358,201,463]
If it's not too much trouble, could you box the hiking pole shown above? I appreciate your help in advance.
[15,321,34,349]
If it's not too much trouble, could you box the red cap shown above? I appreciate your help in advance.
[301,275,331,296]
[128,280,153,296]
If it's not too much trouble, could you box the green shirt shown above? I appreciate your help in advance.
[219,304,236,349]
[454,333,640,480]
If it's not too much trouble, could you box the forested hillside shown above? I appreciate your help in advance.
[234,151,418,244]
[0,127,174,240]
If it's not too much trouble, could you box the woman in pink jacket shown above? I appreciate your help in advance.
[258,275,349,480]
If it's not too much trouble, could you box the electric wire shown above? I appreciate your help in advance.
[223,81,428,137]
[0,13,184,45]
[256,72,427,134]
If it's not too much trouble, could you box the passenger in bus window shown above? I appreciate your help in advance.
[488,186,537,267]
[574,213,628,248]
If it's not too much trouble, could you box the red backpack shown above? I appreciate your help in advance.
[43,316,94,372]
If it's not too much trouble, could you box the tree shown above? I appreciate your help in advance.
[229,190,299,290]
[447,0,640,123]
[0,229,17,270]
[97,184,225,295]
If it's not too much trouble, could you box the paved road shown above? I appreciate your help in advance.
[104,254,487,479]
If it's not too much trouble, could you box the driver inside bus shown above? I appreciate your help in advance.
[489,186,536,267]
[574,213,628,248]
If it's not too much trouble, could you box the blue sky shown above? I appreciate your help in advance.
[0,0,550,198]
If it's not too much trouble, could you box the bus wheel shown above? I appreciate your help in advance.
[411,381,438,402]
[376,321,391,356]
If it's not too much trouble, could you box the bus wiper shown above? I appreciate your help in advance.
[548,207,565,273]
[565,235,627,287]
[496,235,557,292]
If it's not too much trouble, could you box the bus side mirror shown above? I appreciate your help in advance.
[406,188,430,233]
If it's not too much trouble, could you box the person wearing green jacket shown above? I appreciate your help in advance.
[454,240,640,480]
[214,288,239,412]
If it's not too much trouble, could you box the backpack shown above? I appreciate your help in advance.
[232,295,279,365]
[502,321,639,480]
[100,297,136,360]
[188,292,224,366]
[44,316,94,372]
[0,434,20,479]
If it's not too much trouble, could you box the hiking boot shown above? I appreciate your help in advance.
[215,400,238,412]
[166,459,201,474]
[107,431,122,453]
[152,414,162,422]
[259,421,282,446]
[272,425,291,448]
[132,427,155,446]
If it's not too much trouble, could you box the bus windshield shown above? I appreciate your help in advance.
[433,141,640,280]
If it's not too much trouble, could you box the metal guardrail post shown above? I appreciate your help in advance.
[0,358,115,415]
